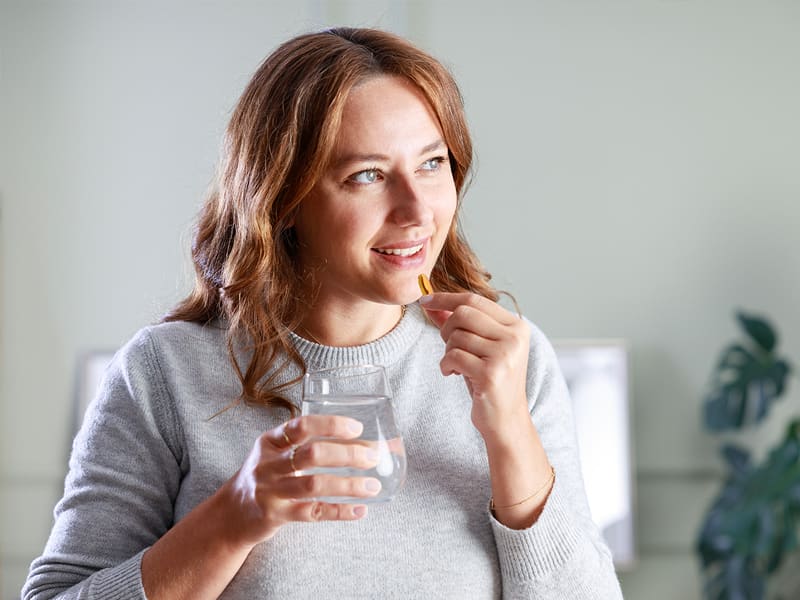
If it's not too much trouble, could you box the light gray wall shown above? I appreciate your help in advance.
[2,1,799,598]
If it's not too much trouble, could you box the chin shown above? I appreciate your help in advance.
[401,293,426,307]
[378,290,418,308]
[373,273,429,306]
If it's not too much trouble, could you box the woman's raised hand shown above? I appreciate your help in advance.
[218,415,381,548]
[419,292,531,442]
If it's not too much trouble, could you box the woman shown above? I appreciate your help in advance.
[23,27,621,599]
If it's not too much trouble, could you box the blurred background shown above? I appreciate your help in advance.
[1,1,799,598]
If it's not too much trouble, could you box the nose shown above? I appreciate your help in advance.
[389,175,434,227]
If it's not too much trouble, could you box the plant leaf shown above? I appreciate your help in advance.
[721,444,751,476]
[736,311,776,353]
[698,426,800,599]
[702,341,792,432]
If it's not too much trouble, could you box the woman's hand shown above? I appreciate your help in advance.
[419,292,555,529]
[217,415,381,548]
[419,292,531,442]
[142,415,379,599]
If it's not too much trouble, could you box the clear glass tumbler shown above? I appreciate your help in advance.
[301,364,406,503]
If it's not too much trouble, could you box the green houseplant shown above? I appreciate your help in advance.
[697,311,797,599]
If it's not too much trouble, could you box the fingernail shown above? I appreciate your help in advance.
[347,420,362,434]
[353,505,367,517]
[365,478,381,493]
[419,294,433,304]
[365,449,379,462]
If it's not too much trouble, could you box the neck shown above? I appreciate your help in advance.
[296,303,406,347]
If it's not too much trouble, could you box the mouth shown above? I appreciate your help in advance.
[373,242,424,257]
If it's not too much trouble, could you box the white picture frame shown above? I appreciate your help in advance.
[553,339,636,569]
[73,351,116,437]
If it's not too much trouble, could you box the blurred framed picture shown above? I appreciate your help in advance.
[73,351,116,436]
[554,339,635,569]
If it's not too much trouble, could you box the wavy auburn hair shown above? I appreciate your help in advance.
[164,27,498,413]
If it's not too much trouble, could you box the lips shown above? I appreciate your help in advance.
[373,243,424,257]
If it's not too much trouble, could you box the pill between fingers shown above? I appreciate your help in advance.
[418,273,433,296]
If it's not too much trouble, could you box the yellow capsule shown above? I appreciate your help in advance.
[418,273,433,296]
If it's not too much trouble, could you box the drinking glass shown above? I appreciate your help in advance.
[301,364,406,503]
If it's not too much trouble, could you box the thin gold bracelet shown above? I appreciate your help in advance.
[490,466,556,511]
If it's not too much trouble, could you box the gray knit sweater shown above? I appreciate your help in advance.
[23,303,622,599]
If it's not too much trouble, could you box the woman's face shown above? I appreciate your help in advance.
[293,75,457,310]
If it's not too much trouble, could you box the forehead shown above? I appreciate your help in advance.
[332,75,444,154]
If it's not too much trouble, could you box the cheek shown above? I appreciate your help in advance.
[328,206,384,248]
[434,186,458,229]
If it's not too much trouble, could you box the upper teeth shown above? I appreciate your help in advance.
[376,244,423,257]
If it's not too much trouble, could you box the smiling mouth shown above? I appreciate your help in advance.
[373,243,424,257]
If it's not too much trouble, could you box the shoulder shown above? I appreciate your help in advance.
[523,316,560,372]
[102,320,230,412]
[520,316,569,412]
[117,319,227,365]
[139,318,226,348]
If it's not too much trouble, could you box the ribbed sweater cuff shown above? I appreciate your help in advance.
[490,475,582,582]
[89,549,147,599]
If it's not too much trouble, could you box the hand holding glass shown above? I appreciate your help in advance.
[301,365,406,503]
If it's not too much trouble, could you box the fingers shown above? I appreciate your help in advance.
[420,292,530,413]
[278,472,382,501]
[281,447,299,475]
[440,346,484,378]
[440,305,505,345]
[291,440,380,472]
[283,501,368,522]
[420,291,520,357]
[229,418,377,542]
[420,306,451,329]
[420,292,518,327]
[443,328,494,361]
[263,415,363,450]
[421,293,526,359]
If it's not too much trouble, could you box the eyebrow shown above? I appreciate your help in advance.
[332,139,447,169]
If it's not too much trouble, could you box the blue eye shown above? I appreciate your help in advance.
[350,169,380,184]
[420,157,446,172]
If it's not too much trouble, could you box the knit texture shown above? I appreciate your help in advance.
[22,303,622,599]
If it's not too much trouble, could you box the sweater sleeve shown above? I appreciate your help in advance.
[22,328,184,600]
[489,322,623,599]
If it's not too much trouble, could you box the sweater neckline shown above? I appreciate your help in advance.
[288,302,426,370]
